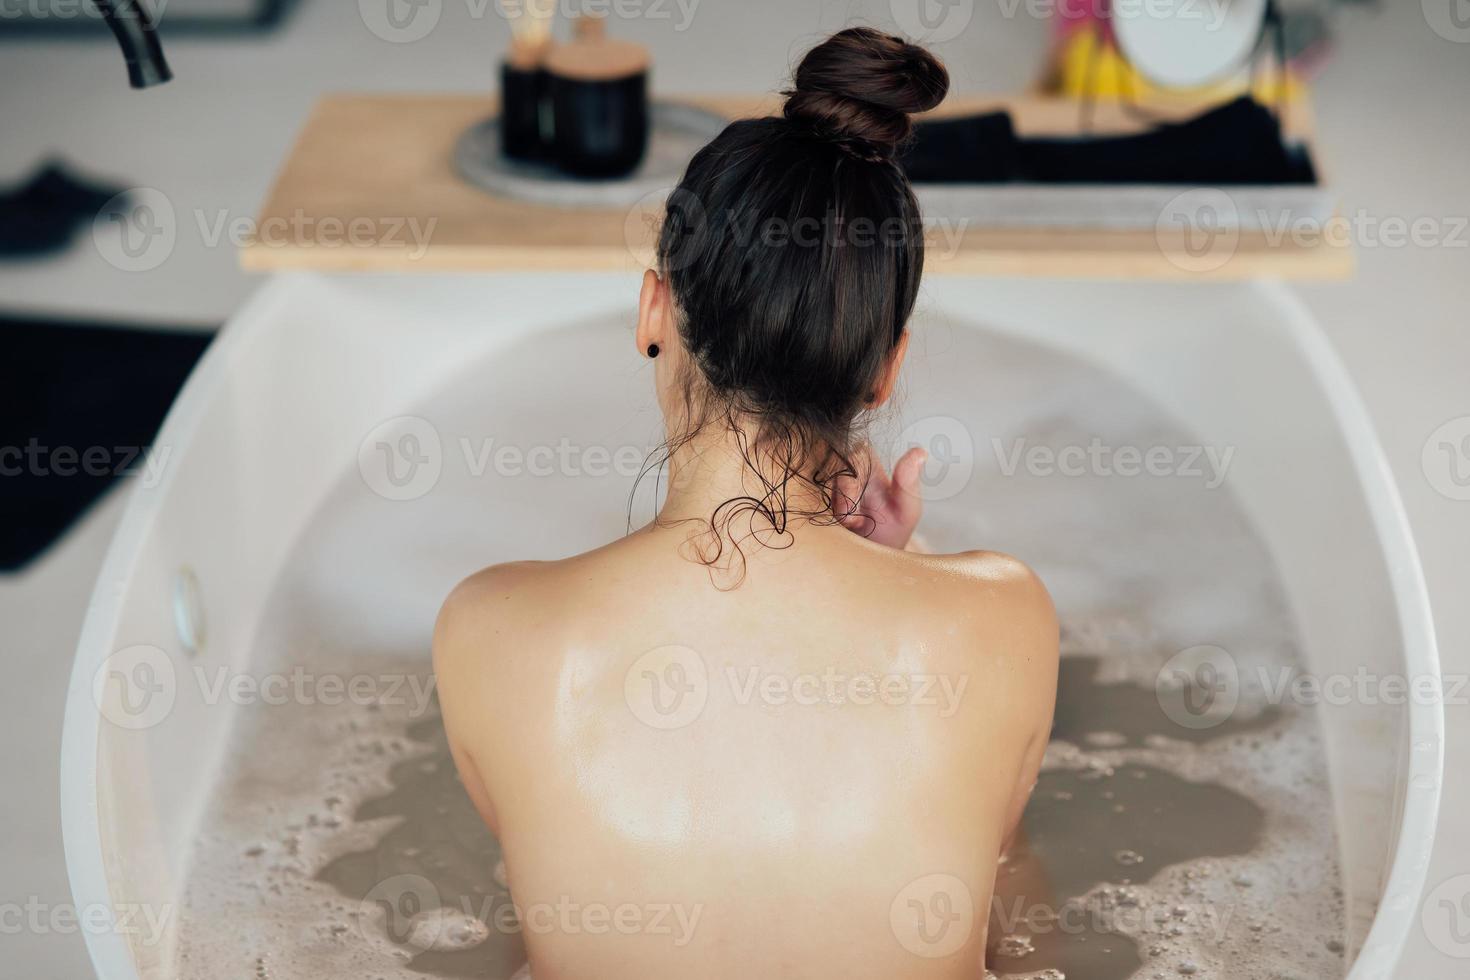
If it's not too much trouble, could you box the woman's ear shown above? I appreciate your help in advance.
[636,269,672,358]
[871,331,910,406]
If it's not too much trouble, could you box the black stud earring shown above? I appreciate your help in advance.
[647,344,660,359]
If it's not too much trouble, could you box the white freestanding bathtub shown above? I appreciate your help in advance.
[61,272,1441,980]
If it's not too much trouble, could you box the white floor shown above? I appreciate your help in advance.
[2,0,1467,977]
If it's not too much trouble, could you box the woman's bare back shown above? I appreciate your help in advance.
[434,523,1057,979]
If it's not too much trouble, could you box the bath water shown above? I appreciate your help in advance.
[172,321,1346,979]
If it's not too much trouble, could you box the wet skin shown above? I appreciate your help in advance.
[432,270,1057,978]
[434,522,1057,979]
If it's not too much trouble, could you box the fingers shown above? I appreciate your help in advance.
[890,447,927,524]
[892,447,927,501]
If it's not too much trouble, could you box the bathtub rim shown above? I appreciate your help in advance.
[1249,280,1444,978]
[57,278,300,980]
[57,272,1443,980]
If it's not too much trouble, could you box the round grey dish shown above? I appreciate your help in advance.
[454,101,729,209]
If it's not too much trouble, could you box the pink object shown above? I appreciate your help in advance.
[1054,0,1115,43]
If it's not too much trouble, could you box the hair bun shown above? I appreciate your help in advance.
[783,27,949,158]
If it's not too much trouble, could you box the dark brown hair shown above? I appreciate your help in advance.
[649,28,948,579]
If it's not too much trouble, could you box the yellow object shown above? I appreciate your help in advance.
[1054,26,1304,104]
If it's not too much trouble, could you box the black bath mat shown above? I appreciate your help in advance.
[0,315,213,572]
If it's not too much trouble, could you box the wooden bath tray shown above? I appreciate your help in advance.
[242,93,1352,280]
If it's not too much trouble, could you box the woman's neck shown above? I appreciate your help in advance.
[655,424,836,529]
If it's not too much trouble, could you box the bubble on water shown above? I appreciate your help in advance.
[405,908,490,952]
[1115,849,1145,867]
[996,933,1037,958]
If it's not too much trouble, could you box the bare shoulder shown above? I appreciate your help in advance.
[920,549,1059,689]
[431,560,560,678]
[940,550,1055,617]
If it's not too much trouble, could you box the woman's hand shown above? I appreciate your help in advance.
[834,445,927,551]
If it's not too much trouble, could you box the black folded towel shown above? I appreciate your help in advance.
[903,97,1317,186]
[0,162,129,258]
[901,110,1022,183]
[0,316,212,570]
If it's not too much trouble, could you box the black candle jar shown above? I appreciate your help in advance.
[549,71,649,178]
[500,61,551,162]
[542,16,651,179]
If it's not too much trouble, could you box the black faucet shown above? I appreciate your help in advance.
[93,0,172,88]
